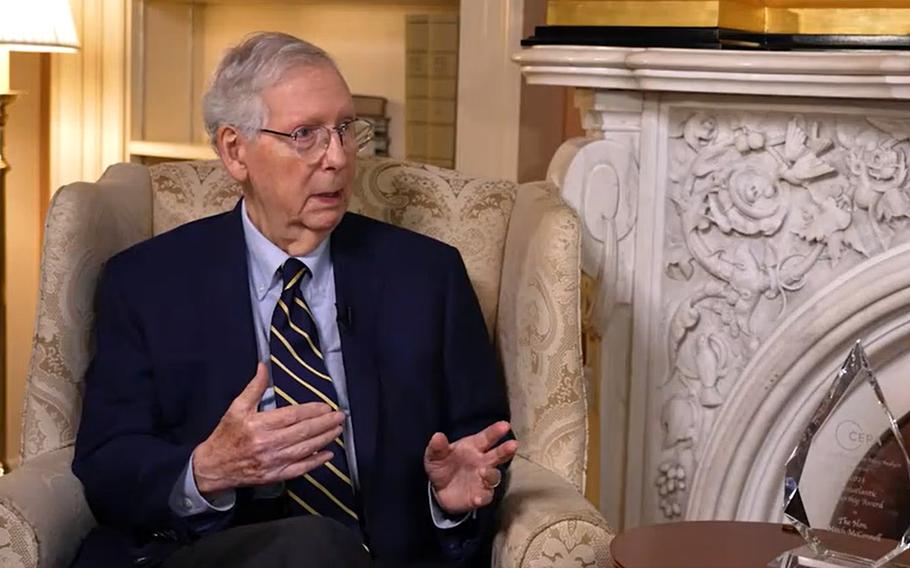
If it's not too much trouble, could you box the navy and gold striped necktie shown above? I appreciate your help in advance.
[269,258,360,531]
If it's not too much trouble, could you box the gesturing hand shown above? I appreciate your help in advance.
[424,421,518,516]
[193,363,345,495]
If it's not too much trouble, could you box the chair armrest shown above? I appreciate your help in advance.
[494,455,614,568]
[0,447,95,568]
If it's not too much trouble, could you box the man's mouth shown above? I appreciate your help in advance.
[312,190,342,201]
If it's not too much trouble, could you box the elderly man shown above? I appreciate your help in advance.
[71,32,516,568]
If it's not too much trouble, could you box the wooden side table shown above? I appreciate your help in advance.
[611,521,910,568]
[610,521,803,568]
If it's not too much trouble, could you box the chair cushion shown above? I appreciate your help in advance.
[150,158,517,331]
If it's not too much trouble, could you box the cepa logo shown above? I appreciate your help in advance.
[835,420,874,451]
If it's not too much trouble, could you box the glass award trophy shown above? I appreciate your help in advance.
[774,341,910,568]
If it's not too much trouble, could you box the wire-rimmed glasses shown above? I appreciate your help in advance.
[260,118,375,163]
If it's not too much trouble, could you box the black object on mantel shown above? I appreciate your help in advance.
[522,25,910,51]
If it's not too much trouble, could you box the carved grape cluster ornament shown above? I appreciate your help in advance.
[656,460,688,519]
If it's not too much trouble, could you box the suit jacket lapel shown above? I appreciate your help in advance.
[198,201,259,420]
[331,213,382,504]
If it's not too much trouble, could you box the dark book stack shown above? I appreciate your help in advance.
[353,95,390,157]
[522,26,910,51]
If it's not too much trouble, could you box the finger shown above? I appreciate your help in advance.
[258,402,336,430]
[484,439,519,467]
[270,410,345,450]
[276,422,345,462]
[472,490,494,509]
[272,450,334,484]
[232,363,270,411]
[424,432,451,463]
[468,421,512,452]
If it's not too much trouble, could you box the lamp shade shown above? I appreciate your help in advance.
[0,0,79,52]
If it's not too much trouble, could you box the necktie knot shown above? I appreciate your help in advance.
[280,258,308,291]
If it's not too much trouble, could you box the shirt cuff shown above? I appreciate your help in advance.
[169,451,236,517]
[428,482,475,529]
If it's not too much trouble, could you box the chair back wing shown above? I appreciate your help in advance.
[20,164,152,463]
[149,159,517,331]
[496,181,586,490]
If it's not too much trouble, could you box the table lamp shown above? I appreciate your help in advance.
[0,0,79,475]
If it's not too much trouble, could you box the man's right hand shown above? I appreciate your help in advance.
[192,362,344,494]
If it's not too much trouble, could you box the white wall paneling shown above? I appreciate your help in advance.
[455,0,524,180]
[50,0,129,190]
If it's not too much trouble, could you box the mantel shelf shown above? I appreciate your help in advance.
[513,45,910,100]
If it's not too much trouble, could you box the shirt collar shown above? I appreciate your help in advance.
[241,199,332,301]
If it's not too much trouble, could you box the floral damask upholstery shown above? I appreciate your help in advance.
[0,158,613,567]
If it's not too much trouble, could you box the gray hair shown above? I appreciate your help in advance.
[202,32,339,147]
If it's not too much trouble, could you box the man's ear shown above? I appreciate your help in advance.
[216,125,250,183]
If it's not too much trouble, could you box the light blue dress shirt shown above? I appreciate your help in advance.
[168,201,467,528]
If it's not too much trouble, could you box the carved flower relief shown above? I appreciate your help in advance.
[863,144,904,183]
[707,297,744,339]
[706,167,788,236]
[794,191,853,263]
[848,140,910,222]
[733,128,765,154]
[683,112,719,149]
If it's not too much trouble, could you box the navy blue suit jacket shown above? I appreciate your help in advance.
[72,203,511,567]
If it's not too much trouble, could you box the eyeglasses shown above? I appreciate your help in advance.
[259,118,374,163]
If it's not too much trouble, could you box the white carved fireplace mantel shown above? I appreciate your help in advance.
[514,45,910,531]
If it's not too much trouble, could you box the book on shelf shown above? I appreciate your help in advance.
[352,94,387,117]
[405,14,430,163]
[406,12,458,167]
[353,94,390,158]
[426,13,458,169]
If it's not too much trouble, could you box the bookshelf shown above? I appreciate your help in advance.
[353,95,390,158]
[128,0,458,164]
[49,0,534,193]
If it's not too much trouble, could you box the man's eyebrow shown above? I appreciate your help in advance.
[289,113,356,128]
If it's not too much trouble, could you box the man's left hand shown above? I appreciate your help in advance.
[424,421,519,516]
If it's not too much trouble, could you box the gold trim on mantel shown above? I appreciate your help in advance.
[547,0,910,35]
[547,1,720,27]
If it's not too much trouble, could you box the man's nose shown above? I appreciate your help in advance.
[321,129,349,169]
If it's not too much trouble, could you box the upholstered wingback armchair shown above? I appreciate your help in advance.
[0,158,613,567]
